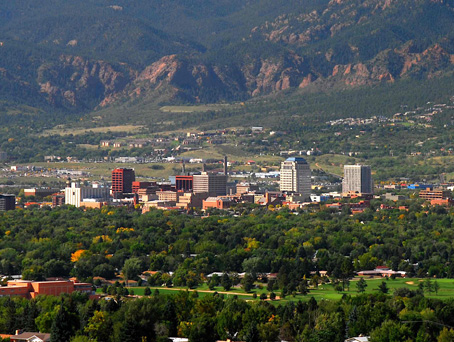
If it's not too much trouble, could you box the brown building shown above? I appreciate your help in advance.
[419,188,451,201]
[236,183,259,194]
[176,175,193,191]
[430,198,454,206]
[203,197,233,209]
[51,193,65,207]
[23,188,60,197]
[132,181,156,193]
[111,168,135,197]
[0,280,93,299]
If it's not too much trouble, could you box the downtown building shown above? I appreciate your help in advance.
[64,181,110,208]
[193,172,227,196]
[342,164,373,194]
[0,194,15,211]
[279,157,311,201]
[111,168,135,198]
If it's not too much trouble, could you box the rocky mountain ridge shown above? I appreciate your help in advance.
[1,0,454,116]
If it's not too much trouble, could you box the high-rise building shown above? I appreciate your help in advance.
[193,173,227,196]
[0,194,15,211]
[280,157,311,200]
[111,168,135,197]
[342,165,373,194]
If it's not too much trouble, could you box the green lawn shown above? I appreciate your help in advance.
[96,278,454,303]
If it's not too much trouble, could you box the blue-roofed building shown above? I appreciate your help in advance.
[280,157,311,200]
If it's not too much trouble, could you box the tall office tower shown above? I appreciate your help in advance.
[279,157,311,200]
[111,168,135,197]
[193,173,227,196]
[0,194,15,211]
[342,165,373,194]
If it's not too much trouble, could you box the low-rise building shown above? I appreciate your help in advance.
[11,332,51,342]
[203,197,233,210]
[24,188,60,198]
[0,280,94,299]
[64,182,110,208]
[419,188,451,201]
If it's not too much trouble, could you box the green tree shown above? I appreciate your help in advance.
[188,314,217,342]
[241,274,255,293]
[378,281,389,294]
[434,280,440,295]
[50,304,75,342]
[438,327,454,342]
[221,273,232,291]
[424,278,434,293]
[370,320,412,342]
[84,311,112,342]
[356,278,368,293]
[122,257,143,286]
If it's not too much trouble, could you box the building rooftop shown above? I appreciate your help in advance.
[285,157,308,163]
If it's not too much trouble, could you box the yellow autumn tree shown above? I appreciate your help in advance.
[71,249,88,263]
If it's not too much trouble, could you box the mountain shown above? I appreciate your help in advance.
[1,0,454,126]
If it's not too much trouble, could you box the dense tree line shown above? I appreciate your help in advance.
[0,204,453,284]
[1,288,454,341]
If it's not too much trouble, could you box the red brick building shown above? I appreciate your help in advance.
[0,280,94,299]
[111,168,135,197]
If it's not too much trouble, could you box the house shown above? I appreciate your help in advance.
[11,332,51,342]
[345,337,369,342]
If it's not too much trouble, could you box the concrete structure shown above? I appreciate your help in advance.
[64,182,109,208]
[342,165,373,194]
[111,168,135,197]
[0,194,15,211]
[279,157,311,200]
[193,173,227,196]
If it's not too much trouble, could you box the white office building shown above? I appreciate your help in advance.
[342,165,373,194]
[64,182,110,207]
[279,157,311,200]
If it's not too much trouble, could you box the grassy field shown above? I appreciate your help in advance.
[40,125,145,136]
[98,278,454,303]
